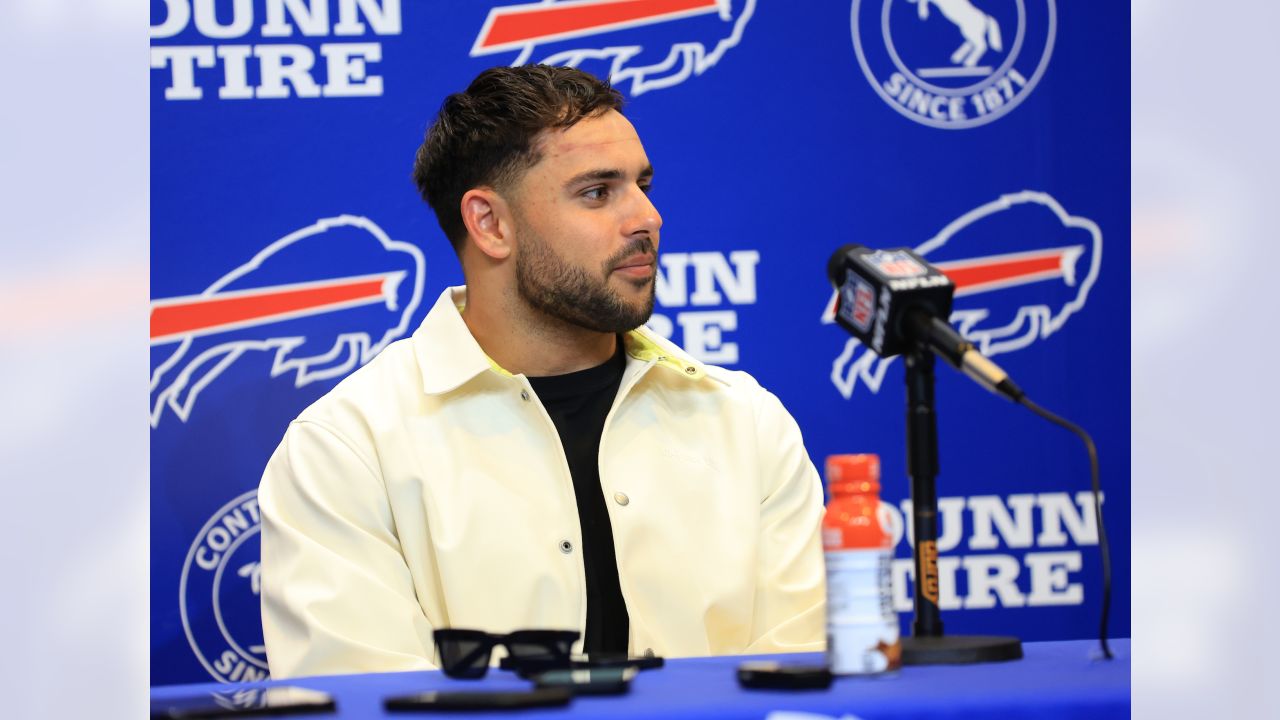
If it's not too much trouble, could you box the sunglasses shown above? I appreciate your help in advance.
[433,629,580,679]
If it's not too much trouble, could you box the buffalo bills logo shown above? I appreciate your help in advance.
[150,215,425,427]
[472,0,755,95]
[823,190,1102,398]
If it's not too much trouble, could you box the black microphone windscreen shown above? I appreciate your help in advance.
[825,244,955,358]
[827,244,864,286]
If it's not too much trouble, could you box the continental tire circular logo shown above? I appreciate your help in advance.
[179,490,270,683]
[851,0,1056,129]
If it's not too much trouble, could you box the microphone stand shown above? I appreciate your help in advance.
[900,347,1023,664]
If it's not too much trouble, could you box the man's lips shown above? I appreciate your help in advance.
[612,254,656,277]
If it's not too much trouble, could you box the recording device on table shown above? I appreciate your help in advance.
[150,687,335,719]
[533,666,638,695]
[500,651,663,677]
[825,244,1113,664]
[384,688,573,712]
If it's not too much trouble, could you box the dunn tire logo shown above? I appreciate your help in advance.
[851,0,1056,129]
[180,490,269,683]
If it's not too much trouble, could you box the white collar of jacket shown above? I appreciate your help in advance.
[411,286,718,395]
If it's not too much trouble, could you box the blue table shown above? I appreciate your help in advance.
[151,639,1129,719]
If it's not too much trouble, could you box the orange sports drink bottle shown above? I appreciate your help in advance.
[822,454,902,674]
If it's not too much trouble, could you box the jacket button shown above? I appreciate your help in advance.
[559,539,573,554]
[643,648,655,658]
[520,390,530,401]
[613,492,629,506]
[684,366,696,375]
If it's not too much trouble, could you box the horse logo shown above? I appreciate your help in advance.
[851,0,1056,128]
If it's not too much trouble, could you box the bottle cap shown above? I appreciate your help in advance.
[825,454,880,495]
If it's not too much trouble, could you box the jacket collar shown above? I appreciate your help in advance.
[412,287,497,395]
[412,286,712,395]
[622,325,709,381]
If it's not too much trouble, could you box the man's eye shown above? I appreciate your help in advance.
[583,186,608,201]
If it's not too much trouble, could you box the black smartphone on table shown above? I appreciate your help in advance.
[737,661,834,690]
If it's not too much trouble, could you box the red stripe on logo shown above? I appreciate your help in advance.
[150,275,391,341]
[478,0,720,49]
[933,247,1081,296]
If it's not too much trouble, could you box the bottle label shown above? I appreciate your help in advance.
[825,548,900,674]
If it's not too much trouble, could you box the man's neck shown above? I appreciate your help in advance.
[460,285,619,377]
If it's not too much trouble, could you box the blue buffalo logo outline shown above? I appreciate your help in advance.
[150,215,425,427]
[471,0,756,96]
[823,190,1103,398]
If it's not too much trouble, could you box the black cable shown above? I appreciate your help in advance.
[1016,395,1113,660]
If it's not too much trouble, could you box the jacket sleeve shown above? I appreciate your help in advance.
[745,388,827,653]
[258,419,436,679]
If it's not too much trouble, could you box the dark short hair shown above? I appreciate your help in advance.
[412,65,625,253]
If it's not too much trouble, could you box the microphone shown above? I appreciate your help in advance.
[826,245,1113,661]
[826,244,1024,401]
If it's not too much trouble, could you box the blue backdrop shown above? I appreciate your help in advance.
[151,0,1129,685]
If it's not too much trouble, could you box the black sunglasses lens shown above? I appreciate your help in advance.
[507,641,559,661]
[549,635,576,656]
[506,631,577,662]
[435,633,493,679]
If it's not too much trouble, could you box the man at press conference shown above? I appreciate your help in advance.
[257,65,826,679]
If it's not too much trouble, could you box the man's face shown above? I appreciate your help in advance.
[508,109,662,334]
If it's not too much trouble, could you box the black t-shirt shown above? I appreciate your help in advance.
[527,342,630,654]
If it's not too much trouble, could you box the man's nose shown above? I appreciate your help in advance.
[623,187,663,237]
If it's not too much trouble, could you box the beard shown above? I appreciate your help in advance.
[515,229,656,334]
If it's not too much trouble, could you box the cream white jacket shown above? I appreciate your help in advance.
[259,286,826,679]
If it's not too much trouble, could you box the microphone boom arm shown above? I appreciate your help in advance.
[903,310,1024,402]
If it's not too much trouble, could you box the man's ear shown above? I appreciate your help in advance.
[460,188,513,260]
